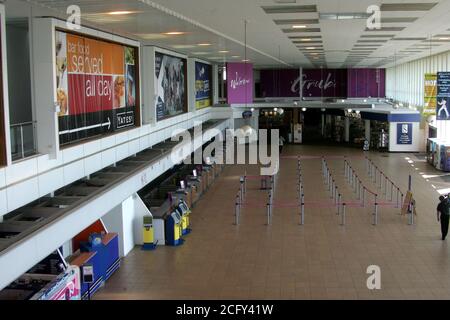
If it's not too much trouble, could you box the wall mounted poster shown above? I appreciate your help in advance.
[437,72,450,120]
[424,73,437,115]
[397,123,413,145]
[195,61,212,109]
[55,30,139,145]
[155,52,187,121]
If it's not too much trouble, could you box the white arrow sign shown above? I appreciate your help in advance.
[59,117,111,135]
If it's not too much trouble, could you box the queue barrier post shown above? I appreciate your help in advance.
[300,194,305,225]
[341,203,346,226]
[408,201,415,225]
[396,188,400,208]
[373,195,378,225]
[235,196,240,225]
[401,193,404,210]
[362,187,366,207]
[337,194,341,215]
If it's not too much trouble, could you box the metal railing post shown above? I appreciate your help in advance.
[341,203,346,225]
[300,194,305,225]
[235,196,240,225]
[373,195,378,225]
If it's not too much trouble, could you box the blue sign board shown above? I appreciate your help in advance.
[437,72,450,120]
[397,123,413,145]
[195,62,212,109]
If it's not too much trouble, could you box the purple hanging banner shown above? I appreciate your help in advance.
[227,62,253,104]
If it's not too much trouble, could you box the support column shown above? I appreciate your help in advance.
[344,117,350,143]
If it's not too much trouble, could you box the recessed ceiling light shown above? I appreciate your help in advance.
[198,43,212,46]
[135,33,168,40]
[164,31,186,35]
[292,25,307,29]
[107,11,135,15]
[172,45,196,49]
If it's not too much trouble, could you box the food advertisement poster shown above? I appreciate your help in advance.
[55,30,138,145]
[424,73,437,115]
[195,61,212,109]
[155,52,187,121]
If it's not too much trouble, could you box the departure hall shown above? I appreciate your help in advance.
[0,0,449,303]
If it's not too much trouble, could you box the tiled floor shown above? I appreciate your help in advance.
[95,145,450,300]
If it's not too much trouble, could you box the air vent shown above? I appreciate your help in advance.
[274,19,319,25]
[381,17,418,23]
[365,27,406,32]
[361,35,395,38]
[357,40,389,43]
[320,13,370,20]
[262,5,317,14]
[282,28,321,33]
[391,37,428,41]
[380,3,438,11]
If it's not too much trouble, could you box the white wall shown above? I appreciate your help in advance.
[389,122,422,152]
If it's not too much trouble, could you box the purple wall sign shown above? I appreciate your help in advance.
[347,69,385,98]
[260,68,385,98]
[227,62,253,104]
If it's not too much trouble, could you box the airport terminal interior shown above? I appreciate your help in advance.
[1,0,450,301]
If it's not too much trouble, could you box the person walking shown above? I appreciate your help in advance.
[279,135,285,154]
[437,196,450,240]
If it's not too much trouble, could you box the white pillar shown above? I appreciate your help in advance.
[365,120,371,142]
[344,117,350,142]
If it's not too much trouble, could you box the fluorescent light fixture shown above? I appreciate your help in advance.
[306,47,316,50]
[219,50,230,53]
[164,31,186,35]
[300,38,312,41]
[172,45,196,49]
[198,43,212,46]
[439,37,450,40]
[107,11,135,15]
[231,55,240,58]
[242,59,250,62]
[191,52,209,55]
[292,25,307,29]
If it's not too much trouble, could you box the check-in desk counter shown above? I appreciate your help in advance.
[185,175,201,206]
[150,200,183,246]
[68,233,120,299]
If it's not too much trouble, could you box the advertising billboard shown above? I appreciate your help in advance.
[424,73,437,115]
[195,61,212,109]
[55,30,139,145]
[155,52,187,121]
[437,72,450,120]
[227,62,253,104]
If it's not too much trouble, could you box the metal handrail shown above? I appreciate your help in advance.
[10,121,37,161]
[10,121,35,128]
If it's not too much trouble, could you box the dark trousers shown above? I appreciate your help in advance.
[279,146,283,154]
[441,214,450,240]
